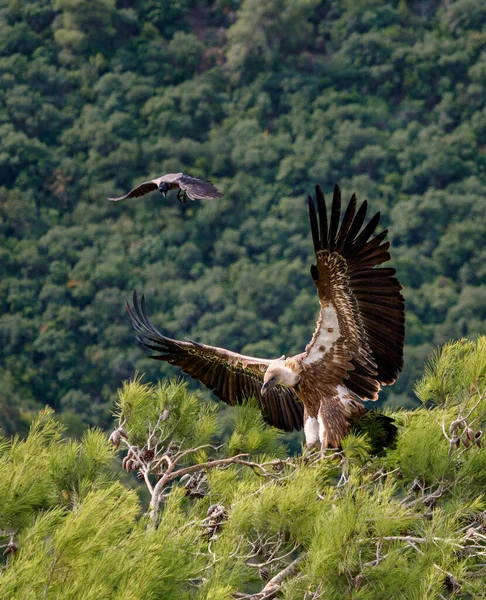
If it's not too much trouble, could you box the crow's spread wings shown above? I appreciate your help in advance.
[127,292,303,431]
[108,181,158,202]
[173,174,224,200]
[109,173,223,202]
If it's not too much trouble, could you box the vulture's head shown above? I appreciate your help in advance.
[261,360,300,396]
[158,182,170,197]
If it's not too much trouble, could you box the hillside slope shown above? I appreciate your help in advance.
[1,0,485,432]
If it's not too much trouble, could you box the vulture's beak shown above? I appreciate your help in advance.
[261,382,270,396]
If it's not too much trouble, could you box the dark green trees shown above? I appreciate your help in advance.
[1,0,486,429]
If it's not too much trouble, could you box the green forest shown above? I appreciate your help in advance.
[1,0,486,435]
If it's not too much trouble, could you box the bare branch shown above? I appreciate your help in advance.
[235,554,306,599]
[172,444,222,466]
[149,454,249,525]
[246,543,300,569]
[259,554,305,598]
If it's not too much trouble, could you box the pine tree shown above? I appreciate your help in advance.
[1,338,485,598]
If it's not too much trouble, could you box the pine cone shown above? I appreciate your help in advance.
[137,469,145,481]
[143,449,155,461]
[184,472,209,499]
[449,421,460,435]
[444,574,461,593]
[259,567,270,581]
[127,446,139,460]
[122,457,134,473]
[206,504,227,521]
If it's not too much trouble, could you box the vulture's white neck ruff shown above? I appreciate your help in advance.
[264,362,300,388]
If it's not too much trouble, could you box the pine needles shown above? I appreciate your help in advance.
[1,338,486,598]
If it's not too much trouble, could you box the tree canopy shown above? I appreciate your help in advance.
[1,338,486,598]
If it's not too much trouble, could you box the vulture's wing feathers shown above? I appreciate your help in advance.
[108,181,158,202]
[174,174,224,200]
[305,185,405,400]
[127,291,303,431]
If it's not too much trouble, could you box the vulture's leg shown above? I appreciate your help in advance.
[318,409,329,451]
[303,409,319,453]
[176,189,185,203]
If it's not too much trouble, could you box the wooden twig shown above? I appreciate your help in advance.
[235,554,306,599]
[149,453,249,524]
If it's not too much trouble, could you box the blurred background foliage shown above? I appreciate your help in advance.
[0,0,485,436]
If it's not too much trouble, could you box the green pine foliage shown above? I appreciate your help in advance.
[226,399,288,457]
[115,376,219,449]
[1,0,486,433]
[1,337,485,598]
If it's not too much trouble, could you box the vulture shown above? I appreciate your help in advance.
[127,184,405,450]
[109,173,223,204]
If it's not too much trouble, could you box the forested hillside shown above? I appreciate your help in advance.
[1,0,485,435]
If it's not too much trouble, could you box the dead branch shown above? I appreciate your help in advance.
[235,553,306,599]
[149,453,249,524]
[438,389,485,456]
[402,485,445,509]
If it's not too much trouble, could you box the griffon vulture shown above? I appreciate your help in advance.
[127,185,405,450]
[109,173,223,204]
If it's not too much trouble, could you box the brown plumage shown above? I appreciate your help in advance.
[127,184,405,450]
[127,292,303,432]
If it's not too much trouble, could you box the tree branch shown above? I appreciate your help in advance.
[149,453,249,525]
[235,554,306,599]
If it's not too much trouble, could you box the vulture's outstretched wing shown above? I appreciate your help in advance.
[304,185,405,400]
[127,291,303,431]
[172,174,224,200]
[108,181,158,202]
